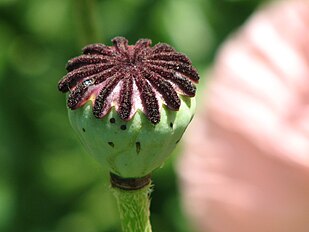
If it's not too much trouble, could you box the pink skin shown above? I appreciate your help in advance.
[178,1,309,232]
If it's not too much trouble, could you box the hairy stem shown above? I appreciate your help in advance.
[111,175,152,232]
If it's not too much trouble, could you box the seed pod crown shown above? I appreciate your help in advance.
[58,36,199,124]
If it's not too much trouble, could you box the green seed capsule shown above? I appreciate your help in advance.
[58,37,199,178]
[69,97,195,178]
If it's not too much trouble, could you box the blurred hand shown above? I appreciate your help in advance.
[178,1,309,232]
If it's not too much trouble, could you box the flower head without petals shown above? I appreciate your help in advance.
[58,37,199,124]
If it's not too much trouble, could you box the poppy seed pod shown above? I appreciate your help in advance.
[58,37,199,178]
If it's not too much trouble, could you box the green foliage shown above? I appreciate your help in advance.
[0,0,263,231]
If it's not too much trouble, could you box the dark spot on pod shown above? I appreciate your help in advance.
[136,142,141,154]
[82,128,86,132]
[176,139,180,144]
[170,122,173,128]
[120,125,127,130]
[108,142,114,147]
[110,118,116,123]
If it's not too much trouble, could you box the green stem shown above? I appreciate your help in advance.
[74,0,100,45]
[112,183,152,232]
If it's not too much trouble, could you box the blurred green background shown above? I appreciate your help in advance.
[0,0,265,231]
